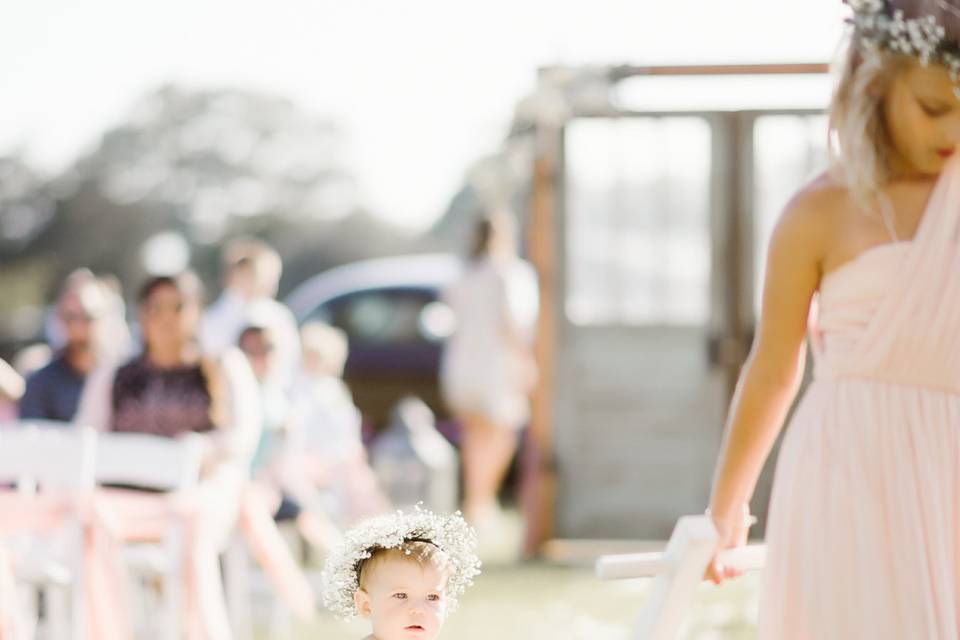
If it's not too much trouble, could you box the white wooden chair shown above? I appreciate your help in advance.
[223,491,308,640]
[94,432,204,640]
[0,423,96,640]
[223,529,298,640]
[595,515,766,640]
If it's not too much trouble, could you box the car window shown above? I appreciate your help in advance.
[307,289,440,346]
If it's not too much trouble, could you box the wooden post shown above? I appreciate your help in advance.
[522,122,560,557]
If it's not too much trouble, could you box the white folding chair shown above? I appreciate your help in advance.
[596,515,766,640]
[94,432,204,640]
[0,423,96,640]
[2,419,80,433]
[223,526,299,640]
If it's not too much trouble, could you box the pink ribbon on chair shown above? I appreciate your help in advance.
[0,482,321,640]
[95,486,235,640]
[98,480,319,639]
[0,544,24,640]
[0,491,131,640]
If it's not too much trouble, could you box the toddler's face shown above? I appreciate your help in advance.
[355,558,447,640]
[884,60,960,176]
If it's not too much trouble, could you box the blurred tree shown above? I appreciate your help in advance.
[0,84,415,356]
[0,155,56,252]
[80,85,359,241]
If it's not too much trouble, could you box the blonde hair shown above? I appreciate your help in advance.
[223,237,283,291]
[357,541,450,591]
[828,35,901,210]
[829,0,960,210]
[300,321,348,376]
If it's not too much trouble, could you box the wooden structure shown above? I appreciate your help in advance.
[521,63,831,550]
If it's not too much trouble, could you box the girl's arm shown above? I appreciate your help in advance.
[706,190,827,581]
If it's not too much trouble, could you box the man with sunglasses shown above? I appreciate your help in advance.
[19,271,110,422]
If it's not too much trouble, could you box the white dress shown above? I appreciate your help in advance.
[440,256,538,428]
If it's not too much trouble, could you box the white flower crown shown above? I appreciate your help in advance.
[321,507,482,620]
[848,0,960,96]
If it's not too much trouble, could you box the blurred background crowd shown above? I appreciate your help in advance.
[0,1,852,638]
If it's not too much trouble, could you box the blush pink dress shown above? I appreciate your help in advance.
[759,156,960,639]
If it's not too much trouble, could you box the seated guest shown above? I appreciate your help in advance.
[239,323,343,552]
[286,322,390,524]
[76,270,260,471]
[201,238,300,389]
[20,270,112,423]
[74,270,266,637]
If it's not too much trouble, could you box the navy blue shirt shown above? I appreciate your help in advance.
[18,355,86,423]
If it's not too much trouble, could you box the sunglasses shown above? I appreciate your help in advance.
[145,301,187,315]
[60,311,95,325]
[242,344,275,358]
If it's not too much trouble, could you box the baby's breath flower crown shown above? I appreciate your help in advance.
[847,0,960,97]
[321,506,482,619]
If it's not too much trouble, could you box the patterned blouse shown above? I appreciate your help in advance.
[110,355,214,437]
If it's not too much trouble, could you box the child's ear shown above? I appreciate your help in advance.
[354,589,372,619]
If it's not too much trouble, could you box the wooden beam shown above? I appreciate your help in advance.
[521,124,560,557]
[609,62,831,79]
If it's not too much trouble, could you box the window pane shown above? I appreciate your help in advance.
[327,290,434,345]
[565,117,712,326]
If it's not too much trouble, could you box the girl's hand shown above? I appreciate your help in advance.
[704,504,754,585]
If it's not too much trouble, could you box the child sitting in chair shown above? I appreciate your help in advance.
[286,321,389,524]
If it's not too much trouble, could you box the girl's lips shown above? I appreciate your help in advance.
[938,148,955,158]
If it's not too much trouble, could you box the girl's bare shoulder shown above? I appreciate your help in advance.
[770,171,849,262]
[782,171,851,231]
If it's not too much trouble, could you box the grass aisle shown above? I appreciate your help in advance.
[283,563,760,640]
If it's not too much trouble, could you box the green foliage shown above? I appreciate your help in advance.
[0,84,420,351]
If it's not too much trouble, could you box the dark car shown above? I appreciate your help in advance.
[284,254,462,439]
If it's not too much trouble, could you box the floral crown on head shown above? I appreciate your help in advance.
[320,506,482,620]
[846,0,960,96]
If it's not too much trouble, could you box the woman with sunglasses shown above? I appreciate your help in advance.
[77,271,259,458]
[75,270,262,639]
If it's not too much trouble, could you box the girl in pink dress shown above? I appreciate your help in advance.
[708,2,960,637]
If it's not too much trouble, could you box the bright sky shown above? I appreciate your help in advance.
[0,0,847,230]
